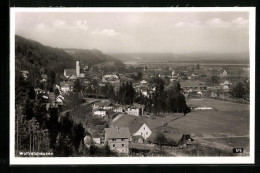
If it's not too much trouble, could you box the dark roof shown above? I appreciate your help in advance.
[133,103,145,109]
[112,114,164,133]
[113,116,150,134]
[105,127,131,139]
[147,132,184,146]
[65,69,76,76]
[96,101,113,107]
[92,132,101,138]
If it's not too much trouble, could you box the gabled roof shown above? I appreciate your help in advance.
[96,101,114,107]
[113,114,164,133]
[113,115,150,134]
[133,103,145,109]
[65,69,76,76]
[105,127,131,139]
[147,132,184,146]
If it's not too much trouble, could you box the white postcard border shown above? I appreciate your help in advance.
[10,7,255,165]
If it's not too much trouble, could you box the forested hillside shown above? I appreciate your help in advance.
[15,35,75,73]
[64,48,125,68]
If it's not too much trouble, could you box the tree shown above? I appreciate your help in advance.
[71,123,85,153]
[73,79,81,92]
[229,82,248,99]
[208,75,220,86]
[196,64,200,70]
[54,88,60,97]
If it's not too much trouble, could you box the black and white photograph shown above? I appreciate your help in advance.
[10,8,255,164]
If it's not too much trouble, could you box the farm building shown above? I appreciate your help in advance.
[93,109,107,117]
[126,103,145,116]
[92,132,102,145]
[112,115,152,141]
[93,101,114,110]
[60,81,74,92]
[220,70,228,77]
[147,132,190,147]
[104,126,131,154]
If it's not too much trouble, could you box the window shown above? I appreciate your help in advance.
[146,132,148,135]
[121,139,124,141]
[122,144,125,147]
[141,133,142,135]
[112,144,115,147]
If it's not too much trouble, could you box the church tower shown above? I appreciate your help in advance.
[76,60,80,77]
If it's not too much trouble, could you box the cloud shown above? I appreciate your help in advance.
[36,22,54,32]
[35,20,88,32]
[175,20,201,28]
[175,17,249,28]
[231,17,249,26]
[74,20,88,31]
[206,18,230,27]
[53,20,66,28]
[91,29,120,37]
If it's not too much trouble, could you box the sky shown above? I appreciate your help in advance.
[15,11,250,54]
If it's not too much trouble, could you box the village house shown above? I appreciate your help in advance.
[93,108,107,117]
[104,126,131,154]
[102,74,120,83]
[147,132,191,147]
[112,115,152,143]
[220,70,228,77]
[113,105,124,113]
[126,103,145,116]
[132,123,152,141]
[40,74,48,82]
[140,80,148,85]
[60,81,74,92]
[92,132,102,145]
[93,101,114,110]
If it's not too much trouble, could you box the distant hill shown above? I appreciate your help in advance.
[64,48,125,68]
[15,35,75,73]
[108,52,250,64]
[15,35,125,75]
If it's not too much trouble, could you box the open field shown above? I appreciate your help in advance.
[186,98,249,112]
[113,98,250,155]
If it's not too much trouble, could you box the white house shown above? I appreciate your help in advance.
[60,81,74,92]
[113,106,123,113]
[93,109,107,117]
[220,70,228,77]
[141,91,148,97]
[223,85,229,91]
[140,80,148,85]
[132,123,152,140]
[126,108,139,116]
[126,103,145,116]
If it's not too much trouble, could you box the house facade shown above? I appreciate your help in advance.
[93,109,107,117]
[105,127,131,154]
[126,103,145,116]
[132,123,152,140]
